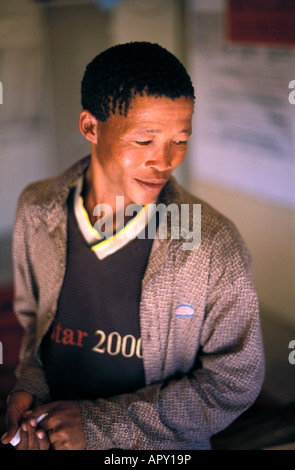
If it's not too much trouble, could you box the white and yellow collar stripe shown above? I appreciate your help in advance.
[73,175,156,260]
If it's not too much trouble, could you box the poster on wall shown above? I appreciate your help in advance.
[188,8,295,209]
[226,0,295,47]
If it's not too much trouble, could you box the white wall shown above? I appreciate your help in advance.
[186,0,295,328]
[0,2,57,235]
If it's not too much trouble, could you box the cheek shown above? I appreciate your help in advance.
[118,149,146,173]
[104,155,138,186]
[172,148,187,167]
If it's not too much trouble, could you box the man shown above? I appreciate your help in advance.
[2,42,264,450]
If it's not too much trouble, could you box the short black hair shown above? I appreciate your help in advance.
[81,41,195,122]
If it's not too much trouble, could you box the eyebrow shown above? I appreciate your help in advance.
[134,128,191,135]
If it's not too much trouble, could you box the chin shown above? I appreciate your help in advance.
[133,192,159,206]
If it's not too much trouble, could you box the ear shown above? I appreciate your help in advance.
[78,110,99,143]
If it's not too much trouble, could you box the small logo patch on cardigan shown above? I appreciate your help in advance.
[175,304,195,317]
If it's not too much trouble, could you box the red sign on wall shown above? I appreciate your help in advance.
[227,0,295,46]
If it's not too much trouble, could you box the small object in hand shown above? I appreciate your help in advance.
[9,413,48,447]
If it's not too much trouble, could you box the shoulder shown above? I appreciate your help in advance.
[17,156,90,210]
[165,177,242,240]
[165,177,252,267]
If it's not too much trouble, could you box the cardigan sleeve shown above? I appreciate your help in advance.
[10,187,51,403]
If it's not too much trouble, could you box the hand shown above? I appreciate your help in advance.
[1,391,50,450]
[24,401,87,450]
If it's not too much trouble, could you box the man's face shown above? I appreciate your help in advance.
[91,94,194,207]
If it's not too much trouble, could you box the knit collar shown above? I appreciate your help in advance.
[72,174,157,260]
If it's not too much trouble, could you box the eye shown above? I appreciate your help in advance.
[135,140,152,146]
[173,140,188,146]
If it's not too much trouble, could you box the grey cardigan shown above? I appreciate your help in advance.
[12,155,264,450]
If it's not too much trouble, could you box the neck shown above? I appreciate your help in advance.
[83,160,132,230]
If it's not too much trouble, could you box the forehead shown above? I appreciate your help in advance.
[127,93,193,117]
[104,94,194,133]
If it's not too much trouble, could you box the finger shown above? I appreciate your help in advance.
[1,429,18,445]
[27,420,43,450]
[23,405,57,432]
[34,411,63,434]
[15,423,29,450]
[27,413,48,429]
[47,428,67,450]
[26,414,52,443]
[15,420,50,450]
[23,401,60,421]
[36,429,51,450]
[1,410,21,444]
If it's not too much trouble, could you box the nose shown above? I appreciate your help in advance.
[144,144,172,171]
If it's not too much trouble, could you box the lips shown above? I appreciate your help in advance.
[135,178,167,193]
